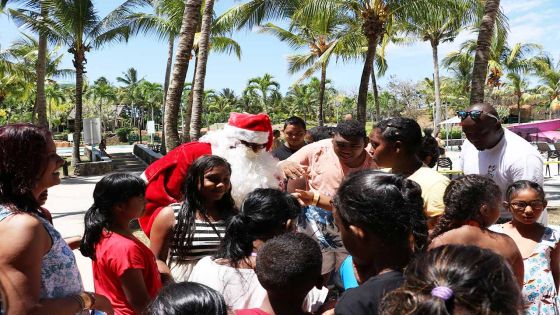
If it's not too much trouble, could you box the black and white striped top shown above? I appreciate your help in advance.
[169,203,227,262]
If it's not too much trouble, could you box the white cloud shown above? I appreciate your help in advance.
[501,0,548,15]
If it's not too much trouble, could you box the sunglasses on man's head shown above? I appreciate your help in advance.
[456,110,499,121]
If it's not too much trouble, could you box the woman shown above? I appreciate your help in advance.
[0,124,113,315]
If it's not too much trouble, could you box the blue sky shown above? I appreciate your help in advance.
[1,0,559,95]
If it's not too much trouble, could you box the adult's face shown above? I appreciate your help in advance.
[35,139,64,194]
[332,134,366,166]
[368,128,396,168]
[283,124,306,148]
[460,106,501,150]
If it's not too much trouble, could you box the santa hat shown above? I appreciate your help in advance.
[223,112,273,151]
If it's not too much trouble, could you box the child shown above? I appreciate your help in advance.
[147,282,227,315]
[80,173,162,315]
[149,155,237,282]
[236,233,323,315]
[189,188,328,313]
[493,180,559,314]
[332,170,428,315]
[380,245,522,315]
[429,175,524,286]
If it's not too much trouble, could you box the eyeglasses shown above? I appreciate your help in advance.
[240,140,266,151]
[456,110,499,121]
[508,200,545,211]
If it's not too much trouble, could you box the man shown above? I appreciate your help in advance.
[459,103,546,224]
[140,112,281,236]
[279,120,376,276]
[272,116,307,161]
[368,117,450,228]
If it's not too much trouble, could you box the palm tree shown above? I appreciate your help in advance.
[117,67,143,128]
[285,83,317,121]
[88,77,117,131]
[470,0,501,104]
[532,54,560,119]
[164,0,203,150]
[45,80,66,130]
[443,50,474,97]
[245,74,281,115]
[19,0,145,165]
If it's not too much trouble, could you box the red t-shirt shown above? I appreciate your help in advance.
[236,309,271,315]
[93,231,162,315]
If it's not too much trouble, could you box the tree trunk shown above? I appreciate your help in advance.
[317,63,327,126]
[72,50,85,166]
[517,95,521,124]
[183,56,198,142]
[357,35,378,124]
[371,67,380,121]
[161,35,174,154]
[431,41,442,134]
[470,0,501,105]
[35,1,48,128]
[190,0,214,141]
[164,0,202,151]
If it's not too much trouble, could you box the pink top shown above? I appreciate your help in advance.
[287,139,376,197]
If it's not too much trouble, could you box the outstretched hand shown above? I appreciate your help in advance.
[278,160,308,180]
[292,189,315,206]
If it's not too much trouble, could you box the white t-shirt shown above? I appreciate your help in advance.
[460,128,546,224]
[188,256,328,313]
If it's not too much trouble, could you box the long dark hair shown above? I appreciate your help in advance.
[0,124,52,213]
[214,188,300,268]
[332,170,428,253]
[172,155,236,258]
[146,282,227,315]
[380,245,522,315]
[80,173,146,260]
[430,175,501,241]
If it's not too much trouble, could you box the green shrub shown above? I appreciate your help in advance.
[440,127,463,139]
[128,133,140,144]
[116,127,132,142]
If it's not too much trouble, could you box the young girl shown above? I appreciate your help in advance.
[149,155,237,282]
[380,245,522,315]
[493,180,559,314]
[189,188,328,313]
[80,173,162,315]
[429,175,524,287]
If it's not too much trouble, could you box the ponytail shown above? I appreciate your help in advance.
[79,173,146,260]
[216,215,253,267]
[80,204,113,260]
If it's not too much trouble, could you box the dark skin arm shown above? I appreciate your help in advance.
[120,269,152,314]
[551,241,560,291]
[149,206,175,284]
[292,189,333,211]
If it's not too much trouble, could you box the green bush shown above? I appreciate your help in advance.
[116,127,133,142]
[128,133,140,144]
[53,133,69,141]
[440,128,463,139]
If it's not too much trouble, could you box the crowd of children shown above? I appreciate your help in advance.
[2,117,560,315]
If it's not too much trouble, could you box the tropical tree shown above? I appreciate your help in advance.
[117,67,143,128]
[470,0,502,104]
[285,82,316,121]
[164,0,203,150]
[442,50,474,97]
[88,77,117,131]
[245,74,281,116]
[532,54,560,118]
[45,80,66,130]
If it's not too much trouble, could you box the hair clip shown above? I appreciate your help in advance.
[431,286,453,301]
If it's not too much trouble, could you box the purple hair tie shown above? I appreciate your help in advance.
[431,286,453,300]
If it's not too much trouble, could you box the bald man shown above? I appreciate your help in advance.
[459,103,546,225]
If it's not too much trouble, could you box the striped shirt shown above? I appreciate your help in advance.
[169,203,226,262]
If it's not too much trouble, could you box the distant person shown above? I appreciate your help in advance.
[305,126,334,143]
[369,118,449,228]
[380,245,522,315]
[429,175,524,286]
[236,233,323,315]
[333,171,428,315]
[149,155,237,282]
[147,282,227,315]
[80,173,162,315]
[0,124,113,315]
[279,120,377,276]
[99,138,112,158]
[272,116,307,161]
[492,180,559,314]
[418,128,441,168]
[459,103,546,225]
[188,188,327,313]
[271,130,282,151]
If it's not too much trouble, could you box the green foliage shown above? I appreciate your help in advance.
[116,127,133,142]
[440,127,462,139]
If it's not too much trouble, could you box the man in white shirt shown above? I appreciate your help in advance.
[459,103,547,225]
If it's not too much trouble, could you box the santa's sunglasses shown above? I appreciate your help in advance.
[456,110,499,121]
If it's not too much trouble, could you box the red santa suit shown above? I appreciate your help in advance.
[140,113,278,236]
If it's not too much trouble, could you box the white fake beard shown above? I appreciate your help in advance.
[217,144,281,206]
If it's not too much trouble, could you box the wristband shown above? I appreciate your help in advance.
[79,291,94,310]
[311,192,320,206]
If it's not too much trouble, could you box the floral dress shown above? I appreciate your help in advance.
[522,227,560,314]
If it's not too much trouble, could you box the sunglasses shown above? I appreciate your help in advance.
[240,140,266,150]
[456,110,499,121]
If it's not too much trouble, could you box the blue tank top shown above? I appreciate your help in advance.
[0,205,83,298]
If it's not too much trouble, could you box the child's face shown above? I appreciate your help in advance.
[507,189,546,225]
[122,195,146,220]
[199,165,231,203]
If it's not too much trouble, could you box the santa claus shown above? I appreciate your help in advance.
[140,112,281,236]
